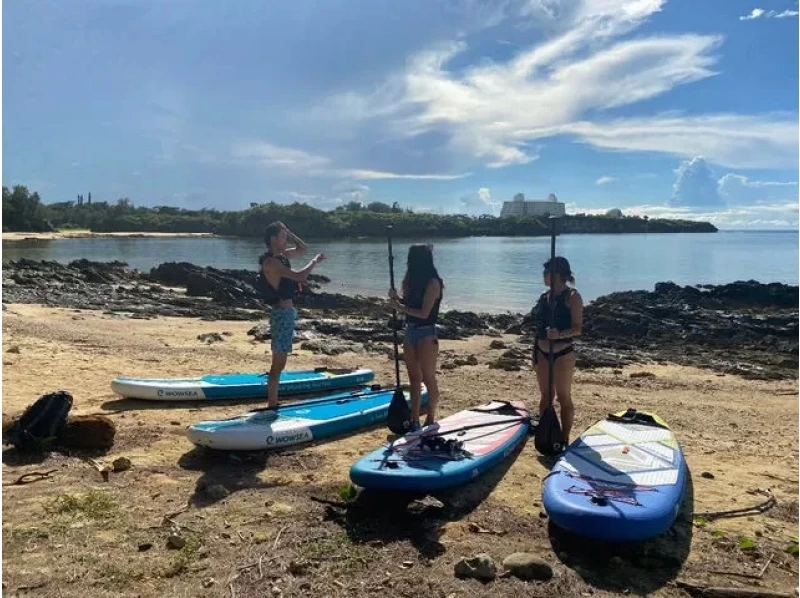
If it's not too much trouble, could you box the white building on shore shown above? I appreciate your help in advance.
[499,193,565,218]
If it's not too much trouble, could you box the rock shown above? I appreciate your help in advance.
[58,414,116,450]
[629,371,655,379]
[247,324,271,341]
[202,578,216,588]
[701,471,715,479]
[112,457,132,472]
[609,555,625,568]
[454,553,497,581]
[138,542,153,552]
[197,332,224,343]
[299,340,363,355]
[205,484,230,501]
[502,553,553,581]
[7,346,20,354]
[287,560,311,576]
[489,340,507,349]
[167,535,186,550]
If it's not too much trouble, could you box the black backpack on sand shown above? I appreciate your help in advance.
[5,390,73,452]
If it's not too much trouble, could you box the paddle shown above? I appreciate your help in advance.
[248,383,386,414]
[386,224,412,434]
[534,215,566,456]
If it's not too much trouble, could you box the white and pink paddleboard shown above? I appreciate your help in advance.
[350,400,531,492]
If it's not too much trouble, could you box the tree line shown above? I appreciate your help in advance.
[2,185,718,237]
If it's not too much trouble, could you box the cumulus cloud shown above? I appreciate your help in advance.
[670,157,726,208]
[669,156,797,210]
[596,176,616,185]
[740,7,799,20]
[315,0,798,171]
[460,187,501,215]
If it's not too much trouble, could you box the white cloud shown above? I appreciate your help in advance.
[740,7,799,20]
[565,114,798,169]
[316,0,797,170]
[718,174,798,203]
[340,169,470,180]
[596,176,616,185]
[231,140,469,180]
[740,8,767,20]
[460,187,501,214]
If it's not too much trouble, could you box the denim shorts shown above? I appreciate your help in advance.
[405,324,438,347]
[270,307,297,354]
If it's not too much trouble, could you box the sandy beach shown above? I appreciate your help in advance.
[2,230,218,242]
[2,302,798,597]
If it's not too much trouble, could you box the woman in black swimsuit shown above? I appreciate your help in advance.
[533,256,583,444]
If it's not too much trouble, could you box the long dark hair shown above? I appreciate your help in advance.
[402,244,443,300]
[543,256,576,285]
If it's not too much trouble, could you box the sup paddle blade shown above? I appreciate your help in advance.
[534,405,565,456]
[387,386,411,435]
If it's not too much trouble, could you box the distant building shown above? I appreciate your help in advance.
[499,192,565,218]
[605,208,623,218]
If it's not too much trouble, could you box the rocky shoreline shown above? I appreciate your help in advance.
[3,259,797,380]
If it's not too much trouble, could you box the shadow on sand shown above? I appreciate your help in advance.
[546,465,695,596]
[319,441,527,560]
[177,447,283,508]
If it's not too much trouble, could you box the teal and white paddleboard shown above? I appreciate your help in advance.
[111,367,374,401]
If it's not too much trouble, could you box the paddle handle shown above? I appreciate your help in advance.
[387,225,401,388]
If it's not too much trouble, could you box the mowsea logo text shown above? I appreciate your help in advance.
[265,429,312,446]
[157,389,200,398]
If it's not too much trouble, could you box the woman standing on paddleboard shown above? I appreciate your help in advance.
[388,244,443,434]
[260,221,326,411]
[533,256,583,444]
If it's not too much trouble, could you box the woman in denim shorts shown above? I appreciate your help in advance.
[388,244,443,434]
[260,221,326,412]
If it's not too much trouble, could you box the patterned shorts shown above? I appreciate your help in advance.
[270,307,297,354]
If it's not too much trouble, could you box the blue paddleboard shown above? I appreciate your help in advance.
[542,409,687,542]
[111,367,374,400]
[350,400,530,492]
[186,385,428,451]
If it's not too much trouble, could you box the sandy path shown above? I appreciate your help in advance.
[2,304,797,597]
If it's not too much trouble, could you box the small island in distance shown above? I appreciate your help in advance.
[3,185,717,238]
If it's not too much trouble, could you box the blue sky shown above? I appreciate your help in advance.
[3,0,799,229]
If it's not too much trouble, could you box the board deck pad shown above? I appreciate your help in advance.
[350,400,530,492]
[542,410,687,543]
[186,385,428,451]
[111,368,374,400]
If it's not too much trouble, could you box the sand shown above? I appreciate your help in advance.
[2,303,798,597]
[2,230,218,242]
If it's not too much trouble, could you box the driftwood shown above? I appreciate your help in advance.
[694,489,776,521]
[676,580,794,598]
[5,470,58,486]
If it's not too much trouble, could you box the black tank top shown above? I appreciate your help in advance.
[535,288,573,339]
[259,252,299,305]
[405,278,442,326]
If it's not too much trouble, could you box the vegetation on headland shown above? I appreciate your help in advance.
[3,185,717,237]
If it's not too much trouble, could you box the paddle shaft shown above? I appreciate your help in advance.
[415,415,532,440]
[548,216,557,409]
[387,225,402,389]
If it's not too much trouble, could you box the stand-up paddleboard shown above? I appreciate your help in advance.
[542,409,687,543]
[350,400,530,492]
[186,385,428,451]
[111,367,374,401]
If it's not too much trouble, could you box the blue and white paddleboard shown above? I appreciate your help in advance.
[186,385,428,451]
[542,409,687,543]
[111,367,374,401]
[350,400,531,493]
